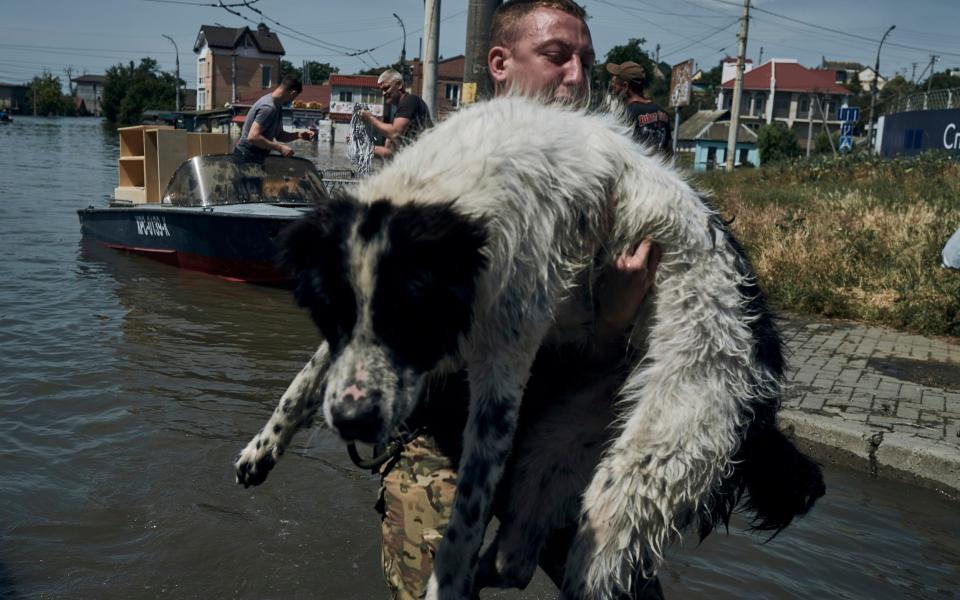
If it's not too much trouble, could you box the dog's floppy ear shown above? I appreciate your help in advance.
[280,196,359,275]
[387,202,488,284]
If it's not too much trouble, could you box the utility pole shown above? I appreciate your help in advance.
[911,62,918,83]
[927,55,939,93]
[463,0,499,101]
[393,13,408,83]
[422,0,440,120]
[655,43,660,63]
[725,0,750,172]
[64,66,75,97]
[162,35,180,111]
[758,46,763,66]
[866,25,895,154]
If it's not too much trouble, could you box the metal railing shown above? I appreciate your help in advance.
[885,87,959,115]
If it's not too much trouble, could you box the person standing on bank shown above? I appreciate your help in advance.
[233,75,315,161]
[607,61,673,155]
[359,69,433,159]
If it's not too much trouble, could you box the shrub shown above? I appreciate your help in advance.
[757,123,801,164]
[695,152,960,337]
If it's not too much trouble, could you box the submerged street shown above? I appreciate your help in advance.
[0,117,957,598]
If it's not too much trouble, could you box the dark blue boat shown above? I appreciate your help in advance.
[78,155,338,284]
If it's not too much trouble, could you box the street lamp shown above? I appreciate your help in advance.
[866,25,895,153]
[162,34,181,112]
[392,13,408,83]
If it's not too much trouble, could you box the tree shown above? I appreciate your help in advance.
[921,70,960,93]
[757,122,801,164]
[27,72,75,116]
[814,130,839,154]
[102,58,179,124]
[875,74,917,114]
[304,61,338,84]
[280,59,300,80]
[595,38,669,107]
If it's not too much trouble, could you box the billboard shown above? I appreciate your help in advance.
[669,59,694,108]
[879,108,960,157]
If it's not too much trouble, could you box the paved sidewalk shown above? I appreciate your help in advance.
[777,314,960,495]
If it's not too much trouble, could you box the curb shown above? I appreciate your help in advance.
[778,409,960,496]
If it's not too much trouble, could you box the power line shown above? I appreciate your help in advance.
[661,19,739,60]
[707,0,960,58]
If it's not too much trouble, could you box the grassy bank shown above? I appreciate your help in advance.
[695,152,960,338]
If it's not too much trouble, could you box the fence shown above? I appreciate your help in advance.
[885,88,959,115]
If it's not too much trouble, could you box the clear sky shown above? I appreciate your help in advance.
[1,0,958,90]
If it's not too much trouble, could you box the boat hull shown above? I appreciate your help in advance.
[77,204,311,284]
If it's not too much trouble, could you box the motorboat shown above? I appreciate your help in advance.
[77,155,349,284]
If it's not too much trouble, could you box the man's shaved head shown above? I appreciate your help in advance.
[490,0,587,48]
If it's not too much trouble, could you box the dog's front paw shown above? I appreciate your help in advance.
[234,434,283,488]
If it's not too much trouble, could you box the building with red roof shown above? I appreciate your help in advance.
[718,59,853,137]
[328,74,383,123]
[411,55,465,120]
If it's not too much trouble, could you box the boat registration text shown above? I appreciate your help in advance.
[136,215,171,237]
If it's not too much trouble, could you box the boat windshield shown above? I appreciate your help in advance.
[162,155,327,207]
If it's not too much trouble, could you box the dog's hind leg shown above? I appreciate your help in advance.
[235,342,330,487]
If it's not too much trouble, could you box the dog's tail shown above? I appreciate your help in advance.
[699,410,826,540]
[699,216,826,539]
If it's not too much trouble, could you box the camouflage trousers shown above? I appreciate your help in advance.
[377,434,457,600]
[374,434,666,600]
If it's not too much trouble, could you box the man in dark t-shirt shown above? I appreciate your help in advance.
[233,75,315,161]
[359,69,433,159]
[606,61,673,155]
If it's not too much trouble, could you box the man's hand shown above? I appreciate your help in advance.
[279,144,295,158]
[359,109,373,123]
[298,129,316,141]
[598,238,661,337]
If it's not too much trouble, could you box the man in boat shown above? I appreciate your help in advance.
[358,69,433,159]
[372,1,663,598]
[233,75,315,161]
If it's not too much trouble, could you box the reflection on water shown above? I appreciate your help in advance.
[0,117,957,599]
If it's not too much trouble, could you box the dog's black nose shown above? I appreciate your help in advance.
[331,403,383,444]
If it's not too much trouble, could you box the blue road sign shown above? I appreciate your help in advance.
[841,122,854,136]
[838,106,860,122]
[839,135,854,152]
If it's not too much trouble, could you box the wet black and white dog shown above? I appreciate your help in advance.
[234,96,824,599]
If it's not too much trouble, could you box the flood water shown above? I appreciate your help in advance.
[0,117,958,599]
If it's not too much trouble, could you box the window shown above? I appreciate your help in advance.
[799,96,810,115]
[339,91,353,102]
[904,129,924,150]
[261,65,271,89]
[362,89,380,104]
[197,88,206,110]
[445,83,460,108]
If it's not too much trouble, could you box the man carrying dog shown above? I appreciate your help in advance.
[375,2,663,599]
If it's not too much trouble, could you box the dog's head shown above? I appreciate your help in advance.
[281,196,488,444]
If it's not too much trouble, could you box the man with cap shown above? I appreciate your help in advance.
[607,61,673,155]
